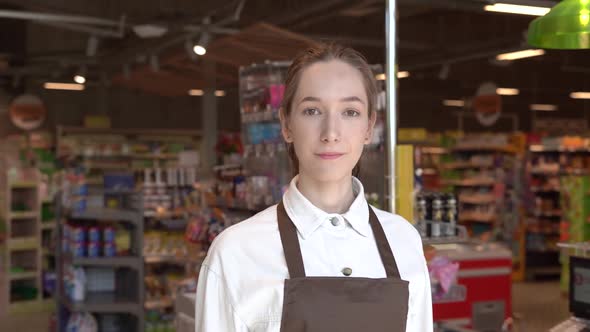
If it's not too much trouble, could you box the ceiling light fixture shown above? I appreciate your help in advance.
[189,89,204,96]
[497,88,520,95]
[44,82,85,91]
[74,75,86,84]
[530,103,558,111]
[193,32,211,56]
[484,3,551,16]
[528,0,590,49]
[571,91,590,99]
[496,49,545,61]
[397,71,410,79]
[443,99,465,107]
[215,90,226,97]
[375,73,386,80]
[74,66,87,84]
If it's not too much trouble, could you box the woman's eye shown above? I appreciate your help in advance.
[303,108,320,116]
[344,109,360,117]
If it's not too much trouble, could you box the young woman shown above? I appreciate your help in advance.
[195,44,432,332]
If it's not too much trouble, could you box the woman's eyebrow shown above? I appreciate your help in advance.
[298,96,366,105]
[340,96,365,105]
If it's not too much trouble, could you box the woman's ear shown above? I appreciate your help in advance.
[279,107,294,143]
[364,111,377,145]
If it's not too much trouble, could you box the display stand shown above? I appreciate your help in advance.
[0,169,53,315]
[55,191,145,332]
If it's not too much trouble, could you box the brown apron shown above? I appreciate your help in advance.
[277,201,410,332]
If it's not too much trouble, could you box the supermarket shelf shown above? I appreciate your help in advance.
[530,211,562,218]
[529,169,559,176]
[441,162,494,170]
[144,252,206,265]
[452,145,516,153]
[10,211,39,219]
[8,299,54,314]
[458,195,496,205]
[530,187,560,193]
[9,271,38,281]
[145,297,174,310]
[526,229,560,236]
[8,237,39,251]
[529,145,590,153]
[63,291,140,314]
[9,182,38,189]
[41,221,56,230]
[69,208,140,224]
[459,215,496,223]
[59,126,202,137]
[63,252,141,268]
[443,178,496,187]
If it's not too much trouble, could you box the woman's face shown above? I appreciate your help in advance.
[281,59,376,182]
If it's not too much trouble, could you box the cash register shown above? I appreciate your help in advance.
[550,256,590,332]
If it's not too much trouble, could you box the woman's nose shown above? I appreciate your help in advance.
[320,113,341,143]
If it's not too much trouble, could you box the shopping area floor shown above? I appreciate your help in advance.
[0,281,569,332]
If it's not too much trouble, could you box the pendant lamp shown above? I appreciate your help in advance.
[527,0,590,49]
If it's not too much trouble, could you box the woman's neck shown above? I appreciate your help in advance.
[296,173,355,214]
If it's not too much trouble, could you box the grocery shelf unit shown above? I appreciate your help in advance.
[525,146,564,280]
[0,170,55,315]
[55,192,144,332]
[441,138,526,280]
[56,126,201,182]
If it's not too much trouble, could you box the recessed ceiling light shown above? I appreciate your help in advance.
[530,104,558,111]
[397,71,410,79]
[215,90,226,97]
[570,92,590,99]
[484,3,550,16]
[188,89,204,96]
[443,99,465,107]
[44,82,85,91]
[497,88,520,96]
[496,49,545,61]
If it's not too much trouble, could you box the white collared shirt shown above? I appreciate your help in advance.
[195,176,433,332]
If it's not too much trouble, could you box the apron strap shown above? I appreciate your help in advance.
[277,200,403,279]
[367,204,402,279]
[277,201,307,278]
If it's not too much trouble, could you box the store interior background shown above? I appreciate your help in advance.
[1,0,586,331]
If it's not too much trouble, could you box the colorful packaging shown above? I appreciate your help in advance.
[103,242,116,257]
[87,242,100,258]
[88,227,100,242]
[103,227,116,243]
[71,227,87,243]
[71,242,86,257]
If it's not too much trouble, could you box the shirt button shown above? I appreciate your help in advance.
[330,217,340,226]
[342,267,352,276]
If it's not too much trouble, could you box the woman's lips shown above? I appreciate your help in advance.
[316,153,344,160]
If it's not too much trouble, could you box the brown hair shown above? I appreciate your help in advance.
[281,43,378,177]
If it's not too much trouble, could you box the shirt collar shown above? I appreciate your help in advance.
[282,175,371,239]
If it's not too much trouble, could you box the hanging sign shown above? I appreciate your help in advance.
[9,94,46,131]
[473,82,501,127]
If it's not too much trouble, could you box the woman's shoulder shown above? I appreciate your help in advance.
[369,205,423,248]
[202,204,281,270]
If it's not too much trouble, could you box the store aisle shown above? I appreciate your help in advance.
[513,281,569,331]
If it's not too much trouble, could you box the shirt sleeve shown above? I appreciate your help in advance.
[406,239,434,332]
[195,264,250,332]
[414,255,434,331]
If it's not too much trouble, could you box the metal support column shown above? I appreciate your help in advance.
[385,0,398,213]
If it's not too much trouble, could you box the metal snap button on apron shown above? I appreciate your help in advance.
[341,267,352,276]
[330,217,340,226]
